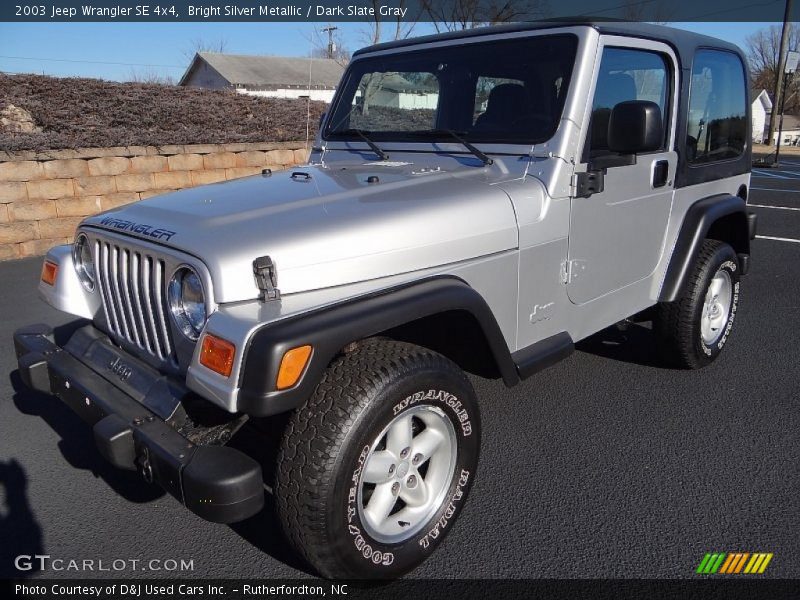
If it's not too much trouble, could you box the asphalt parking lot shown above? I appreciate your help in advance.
[0,170,798,581]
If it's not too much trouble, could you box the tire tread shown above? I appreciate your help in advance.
[275,338,470,577]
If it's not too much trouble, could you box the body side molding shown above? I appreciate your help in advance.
[512,332,575,380]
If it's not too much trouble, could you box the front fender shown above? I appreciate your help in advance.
[234,276,518,417]
[37,244,100,320]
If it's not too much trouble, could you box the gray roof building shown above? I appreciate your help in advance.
[179,52,345,92]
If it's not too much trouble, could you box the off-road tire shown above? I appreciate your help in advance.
[655,239,740,369]
[275,338,481,579]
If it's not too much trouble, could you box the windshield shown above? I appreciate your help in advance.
[325,34,578,145]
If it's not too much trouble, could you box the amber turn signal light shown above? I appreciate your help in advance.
[199,334,236,378]
[276,345,313,390]
[41,261,58,286]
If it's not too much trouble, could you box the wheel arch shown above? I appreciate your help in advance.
[659,194,753,303]
[236,276,519,417]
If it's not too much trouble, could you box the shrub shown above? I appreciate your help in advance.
[0,74,327,152]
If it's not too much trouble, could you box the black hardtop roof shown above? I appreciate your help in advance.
[352,21,745,65]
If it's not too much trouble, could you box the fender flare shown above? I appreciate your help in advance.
[659,194,752,303]
[236,276,519,417]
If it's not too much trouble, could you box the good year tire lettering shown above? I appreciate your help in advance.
[346,445,395,566]
[393,390,472,436]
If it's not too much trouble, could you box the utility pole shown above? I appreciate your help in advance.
[775,51,799,165]
[768,0,794,146]
[321,25,338,59]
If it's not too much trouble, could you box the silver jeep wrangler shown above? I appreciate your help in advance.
[15,22,756,578]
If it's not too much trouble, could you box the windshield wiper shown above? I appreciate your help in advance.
[336,128,389,161]
[427,129,493,166]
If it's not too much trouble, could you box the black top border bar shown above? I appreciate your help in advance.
[1,0,798,23]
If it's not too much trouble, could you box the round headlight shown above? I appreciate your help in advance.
[168,267,207,340]
[72,233,95,291]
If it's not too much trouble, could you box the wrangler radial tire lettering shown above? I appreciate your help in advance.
[655,239,741,369]
[274,339,481,578]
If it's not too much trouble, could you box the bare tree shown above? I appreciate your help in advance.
[183,37,230,61]
[307,24,351,66]
[617,0,673,23]
[360,0,418,45]
[127,68,175,85]
[420,0,548,32]
[747,24,800,115]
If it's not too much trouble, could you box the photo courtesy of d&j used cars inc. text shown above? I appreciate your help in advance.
[0,0,797,598]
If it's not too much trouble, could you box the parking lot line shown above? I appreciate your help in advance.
[752,170,797,179]
[751,186,800,193]
[749,203,800,211]
[756,235,800,244]
[752,171,800,180]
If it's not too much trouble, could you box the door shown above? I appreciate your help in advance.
[567,39,678,305]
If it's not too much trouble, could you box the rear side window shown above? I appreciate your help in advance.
[687,50,747,164]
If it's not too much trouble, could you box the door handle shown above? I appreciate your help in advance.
[652,160,669,188]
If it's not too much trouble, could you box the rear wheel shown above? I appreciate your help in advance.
[655,239,740,369]
[275,339,480,578]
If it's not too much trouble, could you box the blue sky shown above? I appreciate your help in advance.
[0,21,777,82]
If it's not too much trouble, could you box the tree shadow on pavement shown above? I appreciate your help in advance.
[576,322,665,369]
[10,370,164,504]
[0,459,43,578]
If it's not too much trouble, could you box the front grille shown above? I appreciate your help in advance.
[94,238,175,362]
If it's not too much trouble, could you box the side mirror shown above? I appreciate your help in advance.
[608,101,663,154]
[318,112,327,128]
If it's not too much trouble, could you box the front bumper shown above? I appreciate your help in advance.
[14,323,264,524]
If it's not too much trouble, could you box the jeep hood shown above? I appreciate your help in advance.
[82,161,519,302]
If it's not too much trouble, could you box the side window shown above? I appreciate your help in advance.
[587,47,669,158]
[686,50,747,164]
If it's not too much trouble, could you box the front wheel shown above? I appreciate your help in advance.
[275,339,480,578]
[655,239,741,369]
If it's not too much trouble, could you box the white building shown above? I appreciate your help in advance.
[179,53,345,103]
[751,88,772,143]
[770,114,800,145]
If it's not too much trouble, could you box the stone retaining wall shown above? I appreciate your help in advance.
[0,141,308,260]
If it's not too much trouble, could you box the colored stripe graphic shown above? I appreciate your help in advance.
[733,553,749,573]
[719,553,736,574]
[758,554,774,573]
[696,553,712,574]
[697,552,772,574]
[709,553,726,573]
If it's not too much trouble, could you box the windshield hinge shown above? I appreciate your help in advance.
[253,256,280,301]
[571,170,604,198]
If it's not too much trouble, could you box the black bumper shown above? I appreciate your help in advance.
[14,324,264,524]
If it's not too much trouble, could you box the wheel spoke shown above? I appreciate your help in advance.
[362,450,396,484]
[364,482,398,525]
[386,415,413,456]
[399,477,429,508]
[411,428,443,464]
[709,276,723,299]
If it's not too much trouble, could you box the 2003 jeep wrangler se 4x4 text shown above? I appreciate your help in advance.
[15,22,757,578]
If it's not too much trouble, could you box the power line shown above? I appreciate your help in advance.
[0,55,185,69]
[586,0,657,17]
[683,0,782,20]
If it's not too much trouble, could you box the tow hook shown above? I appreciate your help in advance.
[137,448,153,484]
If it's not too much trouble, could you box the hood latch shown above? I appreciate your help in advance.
[253,256,280,301]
